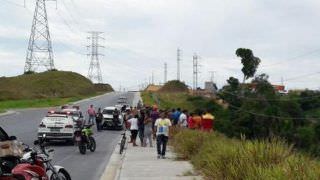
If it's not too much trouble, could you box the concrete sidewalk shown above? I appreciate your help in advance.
[100,136,202,180]
[119,140,202,180]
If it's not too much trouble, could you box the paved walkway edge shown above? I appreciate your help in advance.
[100,136,124,180]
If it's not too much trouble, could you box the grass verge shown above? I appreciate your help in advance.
[172,130,320,179]
[0,92,104,113]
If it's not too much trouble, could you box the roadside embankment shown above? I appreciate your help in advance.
[172,129,320,179]
[0,71,114,112]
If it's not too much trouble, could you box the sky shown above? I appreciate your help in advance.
[1,0,320,91]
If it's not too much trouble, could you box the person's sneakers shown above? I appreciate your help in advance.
[157,154,161,159]
[161,155,166,159]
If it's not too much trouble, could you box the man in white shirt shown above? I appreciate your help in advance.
[128,115,139,146]
[154,111,172,159]
[178,110,188,128]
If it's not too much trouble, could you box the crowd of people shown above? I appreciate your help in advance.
[86,103,215,159]
[124,105,215,159]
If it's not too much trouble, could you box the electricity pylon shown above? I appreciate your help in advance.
[25,0,55,73]
[87,31,104,83]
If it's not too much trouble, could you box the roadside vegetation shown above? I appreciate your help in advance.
[172,130,320,179]
[0,71,113,112]
[142,48,320,179]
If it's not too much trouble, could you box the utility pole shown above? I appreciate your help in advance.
[25,0,56,73]
[152,71,154,85]
[193,54,200,90]
[209,71,216,82]
[177,48,182,81]
[164,63,167,84]
[87,31,104,84]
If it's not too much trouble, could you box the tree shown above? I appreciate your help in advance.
[236,48,261,83]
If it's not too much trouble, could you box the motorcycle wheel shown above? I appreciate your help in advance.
[89,136,96,152]
[50,169,71,180]
[79,143,86,154]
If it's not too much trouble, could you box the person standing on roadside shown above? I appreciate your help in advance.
[193,111,203,130]
[169,109,175,123]
[150,105,160,130]
[201,110,215,132]
[138,110,145,146]
[173,108,181,126]
[188,112,196,129]
[154,112,172,159]
[143,112,153,147]
[87,105,96,125]
[95,108,103,131]
[128,115,139,146]
[178,110,188,128]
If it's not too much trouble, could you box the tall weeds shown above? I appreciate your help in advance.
[172,130,320,180]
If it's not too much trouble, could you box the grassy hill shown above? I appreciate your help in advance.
[0,71,113,100]
[0,71,113,111]
[159,80,189,93]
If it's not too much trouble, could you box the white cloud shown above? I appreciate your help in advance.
[0,0,319,90]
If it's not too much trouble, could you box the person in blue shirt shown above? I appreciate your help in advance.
[173,108,181,126]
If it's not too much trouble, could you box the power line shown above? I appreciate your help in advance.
[221,90,320,102]
[262,48,320,68]
[3,0,25,7]
[283,72,320,82]
[228,104,320,120]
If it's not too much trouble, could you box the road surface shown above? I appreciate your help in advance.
[0,92,139,180]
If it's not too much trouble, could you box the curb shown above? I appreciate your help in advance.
[100,135,126,180]
[0,110,17,117]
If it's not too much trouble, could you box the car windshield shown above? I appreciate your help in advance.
[102,109,114,114]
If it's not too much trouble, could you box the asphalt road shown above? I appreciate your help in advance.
[0,92,139,180]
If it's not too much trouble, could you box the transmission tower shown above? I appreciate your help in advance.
[177,48,182,81]
[164,62,167,84]
[87,31,104,84]
[193,54,200,90]
[24,0,55,73]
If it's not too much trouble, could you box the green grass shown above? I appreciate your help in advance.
[172,130,320,180]
[0,92,105,112]
[0,71,113,100]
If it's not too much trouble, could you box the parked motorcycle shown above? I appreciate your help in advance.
[7,135,71,180]
[74,124,96,155]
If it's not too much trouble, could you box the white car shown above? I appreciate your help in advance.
[102,106,124,130]
[38,113,77,143]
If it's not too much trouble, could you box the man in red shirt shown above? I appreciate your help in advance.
[87,105,96,125]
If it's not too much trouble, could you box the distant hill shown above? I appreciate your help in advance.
[159,80,189,93]
[0,71,113,100]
